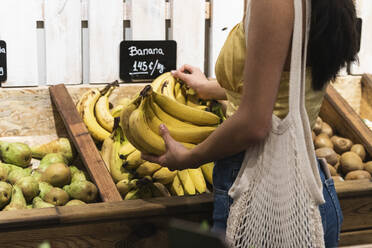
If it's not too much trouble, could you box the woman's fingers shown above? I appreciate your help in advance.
[159,124,175,149]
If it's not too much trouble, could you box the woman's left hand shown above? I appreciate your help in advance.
[141,124,195,171]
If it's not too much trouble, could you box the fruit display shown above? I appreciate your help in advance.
[77,72,221,200]
[0,138,97,211]
[312,117,372,181]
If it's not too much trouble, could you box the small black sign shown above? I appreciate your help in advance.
[120,40,177,82]
[0,40,6,83]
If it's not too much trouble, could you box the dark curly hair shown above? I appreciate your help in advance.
[309,0,359,90]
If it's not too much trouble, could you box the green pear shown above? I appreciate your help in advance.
[0,166,9,182]
[69,166,87,182]
[0,181,12,209]
[41,163,71,187]
[31,138,75,162]
[37,153,68,173]
[63,181,98,203]
[8,167,32,185]
[2,185,27,211]
[16,176,40,203]
[39,182,53,199]
[31,171,42,182]
[65,199,87,206]
[32,196,55,208]
[43,187,69,206]
[0,141,32,168]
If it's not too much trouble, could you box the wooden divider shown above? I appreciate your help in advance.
[49,84,122,202]
[320,84,372,157]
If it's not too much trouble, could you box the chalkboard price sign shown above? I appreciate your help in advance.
[120,40,177,82]
[0,40,6,83]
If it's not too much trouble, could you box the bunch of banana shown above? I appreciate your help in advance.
[76,81,119,142]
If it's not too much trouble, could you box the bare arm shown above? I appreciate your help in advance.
[143,0,294,169]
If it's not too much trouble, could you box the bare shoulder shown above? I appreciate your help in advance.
[248,0,294,27]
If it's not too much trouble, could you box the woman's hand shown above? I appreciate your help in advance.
[141,124,197,171]
[171,65,226,100]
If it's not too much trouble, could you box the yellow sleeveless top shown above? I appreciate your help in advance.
[215,22,326,128]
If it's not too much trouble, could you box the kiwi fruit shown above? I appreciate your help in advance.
[345,170,371,180]
[320,122,333,137]
[340,151,364,174]
[314,134,334,149]
[331,136,353,154]
[313,117,323,135]
[350,144,366,161]
[41,163,71,188]
[332,176,344,182]
[327,164,337,176]
[315,147,338,165]
[364,161,372,175]
[44,187,69,206]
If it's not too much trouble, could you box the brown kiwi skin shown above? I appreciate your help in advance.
[340,151,364,174]
[365,161,372,175]
[320,122,333,137]
[314,134,334,149]
[313,117,323,135]
[331,136,353,154]
[327,164,337,176]
[315,147,338,166]
[350,144,366,161]
[345,170,371,180]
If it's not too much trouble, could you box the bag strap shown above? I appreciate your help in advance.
[288,0,306,115]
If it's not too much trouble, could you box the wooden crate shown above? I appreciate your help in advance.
[0,82,372,247]
[319,83,372,246]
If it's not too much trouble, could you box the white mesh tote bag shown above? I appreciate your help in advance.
[226,0,326,247]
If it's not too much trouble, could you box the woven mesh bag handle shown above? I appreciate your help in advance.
[225,0,325,247]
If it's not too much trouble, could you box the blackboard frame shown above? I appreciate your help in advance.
[120,40,177,82]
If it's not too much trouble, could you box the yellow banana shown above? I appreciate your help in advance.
[116,179,136,197]
[119,140,136,157]
[149,98,196,128]
[152,167,177,185]
[177,170,196,195]
[188,168,207,194]
[125,150,144,170]
[129,96,195,155]
[151,182,171,197]
[124,188,140,200]
[136,161,162,177]
[110,128,132,183]
[95,86,116,132]
[169,173,184,196]
[76,90,93,118]
[175,83,186,104]
[200,162,214,185]
[120,93,147,152]
[151,72,173,92]
[100,136,114,172]
[144,97,216,144]
[81,89,111,142]
[111,105,124,118]
[159,75,176,100]
[152,91,220,126]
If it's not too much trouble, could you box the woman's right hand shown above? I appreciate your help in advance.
[171,64,212,100]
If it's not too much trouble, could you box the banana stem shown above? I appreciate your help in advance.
[99,80,119,95]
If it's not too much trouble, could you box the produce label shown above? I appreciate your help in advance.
[0,40,6,83]
[120,40,177,82]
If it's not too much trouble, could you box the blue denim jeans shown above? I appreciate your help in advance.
[212,152,343,248]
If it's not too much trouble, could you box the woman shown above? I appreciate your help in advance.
[143,0,358,246]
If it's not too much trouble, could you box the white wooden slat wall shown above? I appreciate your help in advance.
[351,0,372,74]
[170,0,206,71]
[209,0,244,77]
[45,0,82,85]
[88,0,123,84]
[0,0,39,87]
[129,0,166,40]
